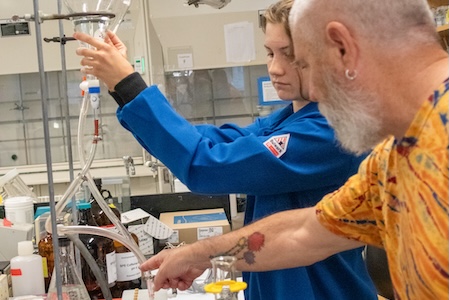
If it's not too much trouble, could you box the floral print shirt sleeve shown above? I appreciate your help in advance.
[316,79,449,299]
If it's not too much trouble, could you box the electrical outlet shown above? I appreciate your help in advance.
[0,274,8,300]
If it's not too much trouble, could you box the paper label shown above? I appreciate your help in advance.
[144,215,173,239]
[116,252,140,281]
[121,208,151,224]
[128,225,154,255]
[106,251,117,284]
[173,212,227,224]
[10,269,22,276]
[167,230,179,244]
[197,227,223,240]
[42,257,48,278]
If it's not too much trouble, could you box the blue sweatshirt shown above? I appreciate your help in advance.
[111,73,377,300]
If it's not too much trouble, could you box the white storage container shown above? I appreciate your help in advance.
[4,196,34,224]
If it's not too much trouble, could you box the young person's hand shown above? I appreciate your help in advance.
[74,32,134,91]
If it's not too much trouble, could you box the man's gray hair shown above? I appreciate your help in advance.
[291,0,438,48]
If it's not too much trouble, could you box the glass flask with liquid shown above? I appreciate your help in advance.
[47,237,91,300]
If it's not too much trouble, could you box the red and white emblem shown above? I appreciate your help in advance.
[263,134,290,158]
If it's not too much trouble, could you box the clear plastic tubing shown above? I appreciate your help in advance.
[41,1,150,297]
[45,93,131,239]
[44,94,95,234]
[58,225,154,296]
[44,93,147,294]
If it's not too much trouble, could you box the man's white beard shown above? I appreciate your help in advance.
[318,73,386,155]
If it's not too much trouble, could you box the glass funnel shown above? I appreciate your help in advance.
[63,0,132,34]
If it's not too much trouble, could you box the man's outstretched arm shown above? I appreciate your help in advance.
[140,206,364,291]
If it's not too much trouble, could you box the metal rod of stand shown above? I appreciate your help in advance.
[56,0,75,198]
[32,0,63,299]
[56,0,81,278]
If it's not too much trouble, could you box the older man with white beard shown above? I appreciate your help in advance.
[141,0,448,298]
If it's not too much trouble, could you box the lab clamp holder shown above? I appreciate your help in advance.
[11,0,157,299]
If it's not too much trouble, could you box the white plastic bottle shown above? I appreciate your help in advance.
[10,240,45,296]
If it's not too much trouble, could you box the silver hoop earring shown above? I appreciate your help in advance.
[345,69,357,81]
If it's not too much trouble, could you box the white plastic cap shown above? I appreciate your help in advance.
[79,80,89,92]
[17,241,34,256]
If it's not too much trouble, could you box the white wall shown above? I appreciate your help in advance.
[0,0,274,75]
[148,0,277,18]
[148,0,277,71]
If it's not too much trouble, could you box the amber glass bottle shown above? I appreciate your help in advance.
[90,178,120,226]
[91,201,121,227]
[38,232,53,292]
[93,201,141,297]
[110,231,141,298]
[77,202,117,299]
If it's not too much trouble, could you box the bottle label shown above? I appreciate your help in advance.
[42,257,49,278]
[106,251,117,284]
[197,226,224,240]
[116,252,140,281]
[11,269,22,276]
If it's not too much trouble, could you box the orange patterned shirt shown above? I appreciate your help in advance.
[316,80,449,299]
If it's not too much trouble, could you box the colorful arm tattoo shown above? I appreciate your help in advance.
[213,232,265,265]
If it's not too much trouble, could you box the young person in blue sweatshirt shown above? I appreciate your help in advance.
[74,1,377,298]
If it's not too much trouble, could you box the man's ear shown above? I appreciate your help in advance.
[325,21,358,71]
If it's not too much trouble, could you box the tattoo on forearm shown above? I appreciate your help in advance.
[214,232,265,265]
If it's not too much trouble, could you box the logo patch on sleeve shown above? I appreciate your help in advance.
[263,134,290,158]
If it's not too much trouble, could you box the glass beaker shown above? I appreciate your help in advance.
[47,237,91,300]
[204,256,247,300]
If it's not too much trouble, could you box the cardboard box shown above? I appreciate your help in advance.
[160,208,230,245]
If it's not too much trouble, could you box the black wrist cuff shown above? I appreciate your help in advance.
[114,72,148,106]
